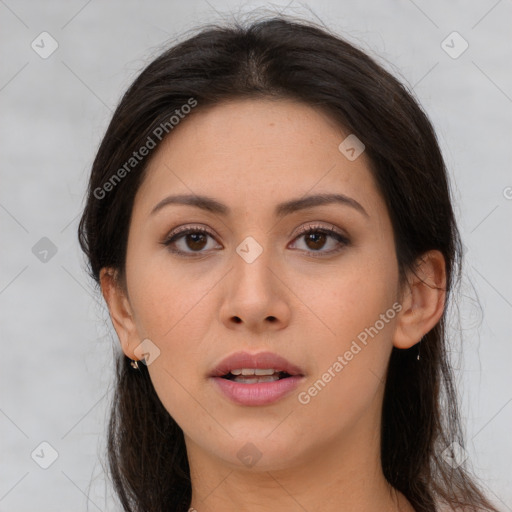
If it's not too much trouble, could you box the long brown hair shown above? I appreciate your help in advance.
[78,15,500,512]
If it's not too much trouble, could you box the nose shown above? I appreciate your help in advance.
[219,238,291,334]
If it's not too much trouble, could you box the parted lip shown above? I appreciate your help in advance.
[210,351,305,378]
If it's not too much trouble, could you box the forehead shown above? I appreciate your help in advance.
[134,98,385,222]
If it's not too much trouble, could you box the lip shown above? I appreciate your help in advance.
[209,351,306,406]
[210,350,305,378]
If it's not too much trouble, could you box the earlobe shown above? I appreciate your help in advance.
[99,267,139,359]
[392,250,447,350]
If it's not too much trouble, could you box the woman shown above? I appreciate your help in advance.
[78,15,500,512]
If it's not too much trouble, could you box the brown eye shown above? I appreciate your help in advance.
[303,231,328,251]
[161,224,350,258]
[162,226,220,256]
[290,225,350,257]
[183,232,208,251]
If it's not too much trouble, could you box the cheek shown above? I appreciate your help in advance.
[297,249,397,341]
[127,244,212,338]
[295,251,397,417]
[125,256,218,419]
[296,308,394,442]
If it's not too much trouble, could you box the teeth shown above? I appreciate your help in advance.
[230,368,279,376]
[233,375,280,383]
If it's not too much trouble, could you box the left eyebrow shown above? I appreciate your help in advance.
[274,193,369,219]
[150,192,369,219]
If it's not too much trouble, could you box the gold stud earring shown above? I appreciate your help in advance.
[130,359,140,370]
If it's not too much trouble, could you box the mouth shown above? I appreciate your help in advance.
[210,350,305,381]
[209,351,305,406]
[220,368,294,383]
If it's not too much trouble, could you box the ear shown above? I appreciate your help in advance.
[99,267,140,360]
[393,250,447,349]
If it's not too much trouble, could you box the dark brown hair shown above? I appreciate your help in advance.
[78,14,500,512]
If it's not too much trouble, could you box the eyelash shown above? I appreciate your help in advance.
[161,223,350,258]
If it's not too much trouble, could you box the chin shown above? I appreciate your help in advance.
[212,433,307,472]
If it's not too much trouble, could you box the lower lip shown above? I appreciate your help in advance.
[211,375,304,406]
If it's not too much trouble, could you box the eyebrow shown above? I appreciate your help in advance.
[150,192,369,219]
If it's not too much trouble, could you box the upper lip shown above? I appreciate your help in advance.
[210,351,305,378]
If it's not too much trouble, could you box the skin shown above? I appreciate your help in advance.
[100,98,446,511]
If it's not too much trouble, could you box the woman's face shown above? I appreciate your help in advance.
[113,98,404,471]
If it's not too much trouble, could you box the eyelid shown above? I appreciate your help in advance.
[164,221,347,240]
[165,223,212,238]
[291,222,347,239]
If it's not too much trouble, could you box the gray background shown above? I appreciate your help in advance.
[1,0,511,510]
